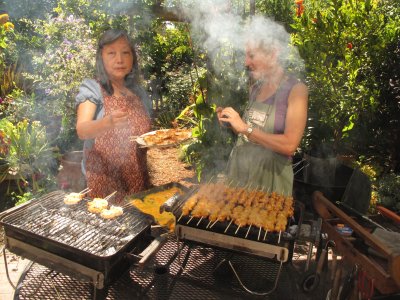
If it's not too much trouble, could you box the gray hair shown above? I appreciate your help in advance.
[243,16,303,74]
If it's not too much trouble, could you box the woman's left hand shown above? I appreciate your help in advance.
[218,107,247,134]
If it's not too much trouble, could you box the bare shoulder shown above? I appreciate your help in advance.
[289,81,308,103]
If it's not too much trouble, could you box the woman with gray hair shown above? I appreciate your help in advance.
[217,17,308,195]
[75,29,152,202]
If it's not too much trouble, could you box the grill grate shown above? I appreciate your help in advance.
[2,190,152,256]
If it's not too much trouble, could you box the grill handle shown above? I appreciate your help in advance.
[159,193,181,213]
[126,235,167,268]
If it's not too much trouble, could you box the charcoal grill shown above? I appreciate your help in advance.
[0,189,167,297]
[165,184,304,295]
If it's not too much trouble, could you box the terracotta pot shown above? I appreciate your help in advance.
[57,151,86,191]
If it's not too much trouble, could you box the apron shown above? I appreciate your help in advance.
[226,80,294,196]
[85,90,151,203]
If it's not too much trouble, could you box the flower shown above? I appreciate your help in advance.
[3,21,14,31]
[0,13,9,25]
[295,0,305,17]
[346,42,353,50]
[0,130,10,156]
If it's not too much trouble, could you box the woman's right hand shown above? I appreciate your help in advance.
[109,109,129,129]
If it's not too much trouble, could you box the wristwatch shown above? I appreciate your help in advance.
[246,123,253,136]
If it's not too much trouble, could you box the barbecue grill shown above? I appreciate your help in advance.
[164,184,304,295]
[0,189,170,298]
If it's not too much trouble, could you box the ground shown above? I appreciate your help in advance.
[147,147,196,188]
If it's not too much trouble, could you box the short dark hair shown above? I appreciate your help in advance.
[95,29,141,95]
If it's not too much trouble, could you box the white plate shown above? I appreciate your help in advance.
[134,129,192,148]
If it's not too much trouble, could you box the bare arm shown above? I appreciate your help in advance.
[218,82,308,156]
[76,100,129,140]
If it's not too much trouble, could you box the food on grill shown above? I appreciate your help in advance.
[64,192,85,205]
[180,183,294,233]
[87,198,109,214]
[130,186,184,231]
[100,205,124,219]
[142,129,191,146]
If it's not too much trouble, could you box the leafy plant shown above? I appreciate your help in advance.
[291,0,400,172]
[376,173,400,213]
[0,118,57,193]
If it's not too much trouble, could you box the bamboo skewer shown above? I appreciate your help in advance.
[263,230,268,241]
[224,219,233,233]
[177,213,184,222]
[245,224,252,239]
[104,191,117,201]
[79,188,91,195]
[235,224,241,235]
[209,219,219,228]
[278,231,282,244]
[186,216,194,225]
[196,216,203,226]
[206,220,212,228]
[258,227,261,241]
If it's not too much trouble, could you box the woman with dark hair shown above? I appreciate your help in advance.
[76,29,152,202]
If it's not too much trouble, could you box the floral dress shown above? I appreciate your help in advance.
[84,87,151,203]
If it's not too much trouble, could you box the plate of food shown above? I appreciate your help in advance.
[134,128,193,148]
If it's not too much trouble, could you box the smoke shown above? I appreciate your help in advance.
[176,1,303,103]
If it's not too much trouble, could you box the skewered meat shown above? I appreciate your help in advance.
[180,183,294,233]
[64,192,84,205]
[87,198,108,214]
[100,205,123,219]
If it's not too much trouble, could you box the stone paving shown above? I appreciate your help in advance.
[0,248,31,300]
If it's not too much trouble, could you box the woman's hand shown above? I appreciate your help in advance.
[109,109,129,129]
[77,101,130,140]
[217,107,247,134]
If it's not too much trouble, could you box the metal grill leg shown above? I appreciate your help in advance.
[228,260,284,296]
[2,246,17,289]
